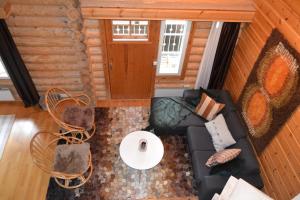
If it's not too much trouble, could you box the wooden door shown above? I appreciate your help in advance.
[105,20,160,99]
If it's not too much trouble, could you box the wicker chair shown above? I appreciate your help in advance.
[45,87,95,141]
[30,131,93,189]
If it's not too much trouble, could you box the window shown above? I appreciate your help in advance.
[0,57,9,79]
[112,20,149,41]
[157,20,191,75]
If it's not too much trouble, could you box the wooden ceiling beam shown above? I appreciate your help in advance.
[81,7,255,22]
[80,0,255,11]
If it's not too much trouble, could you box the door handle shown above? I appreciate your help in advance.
[153,61,158,67]
[109,62,112,70]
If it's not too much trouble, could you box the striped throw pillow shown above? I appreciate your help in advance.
[206,148,241,167]
[195,93,225,120]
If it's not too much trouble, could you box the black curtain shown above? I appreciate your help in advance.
[0,19,39,107]
[207,22,240,89]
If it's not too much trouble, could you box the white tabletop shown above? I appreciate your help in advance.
[119,131,164,170]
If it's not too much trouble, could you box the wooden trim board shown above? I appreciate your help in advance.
[0,115,15,160]
[80,0,255,11]
[97,99,151,107]
[81,8,255,22]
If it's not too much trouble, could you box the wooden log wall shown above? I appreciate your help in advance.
[155,21,212,89]
[223,0,300,199]
[2,0,93,100]
[82,19,107,99]
[0,0,8,18]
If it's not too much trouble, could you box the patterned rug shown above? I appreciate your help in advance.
[47,107,197,200]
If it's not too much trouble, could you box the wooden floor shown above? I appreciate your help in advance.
[0,102,58,200]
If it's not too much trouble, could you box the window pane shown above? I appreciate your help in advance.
[158,20,191,75]
[112,20,149,41]
[0,57,9,78]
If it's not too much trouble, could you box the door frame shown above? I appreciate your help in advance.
[102,19,160,99]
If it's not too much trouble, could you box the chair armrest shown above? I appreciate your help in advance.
[198,175,230,200]
[183,89,200,106]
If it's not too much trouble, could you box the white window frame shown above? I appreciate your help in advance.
[0,57,9,80]
[156,20,192,76]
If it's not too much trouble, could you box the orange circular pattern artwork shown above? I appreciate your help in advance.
[257,48,298,108]
[246,90,267,127]
[263,56,290,97]
[242,85,272,138]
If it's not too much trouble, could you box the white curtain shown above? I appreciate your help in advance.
[194,21,223,89]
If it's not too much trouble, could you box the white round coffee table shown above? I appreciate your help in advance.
[119,131,164,170]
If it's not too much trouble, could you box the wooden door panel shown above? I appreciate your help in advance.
[105,20,160,99]
[127,45,155,98]
[108,45,127,99]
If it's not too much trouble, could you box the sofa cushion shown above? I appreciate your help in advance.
[187,126,215,152]
[153,113,206,135]
[205,114,236,152]
[183,88,215,107]
[229,138,260,174]
[223,111,247,140]
[195,93,225,121]
[210,138,260,176]
[177,114,206,129]
[183,89,201,106]
[208,90,236,110]
[191,150,215,182]
[206,148,241,167]
[150,97,206,135]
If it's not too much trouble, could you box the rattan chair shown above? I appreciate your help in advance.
[30,131,93,189]
[45,87,95,141]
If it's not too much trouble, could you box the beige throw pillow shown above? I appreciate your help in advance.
[205,114,236,152]
[195,93,225,121]
[206,148,241,167]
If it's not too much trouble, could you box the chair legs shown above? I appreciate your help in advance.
[57,123,96,141]
[82,123,96,141]
[30,131,94,190]
[54,164,93,189]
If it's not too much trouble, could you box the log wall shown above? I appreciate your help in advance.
[223,0,300,199]
[2,0,93,100]
[82,19,107,99]
[155,21,212,89]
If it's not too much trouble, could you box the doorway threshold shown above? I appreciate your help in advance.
[97,99,151,107]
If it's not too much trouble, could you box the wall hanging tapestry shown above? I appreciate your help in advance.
[238,29,300,154]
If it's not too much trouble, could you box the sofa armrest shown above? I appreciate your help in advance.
[183,89,200,106]
[198,175,230,200]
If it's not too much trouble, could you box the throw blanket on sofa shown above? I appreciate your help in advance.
[150,97,201,129]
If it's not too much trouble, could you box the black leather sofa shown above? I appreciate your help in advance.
[149,89,264,200]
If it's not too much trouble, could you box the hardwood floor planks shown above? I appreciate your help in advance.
[0,102,57,200]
